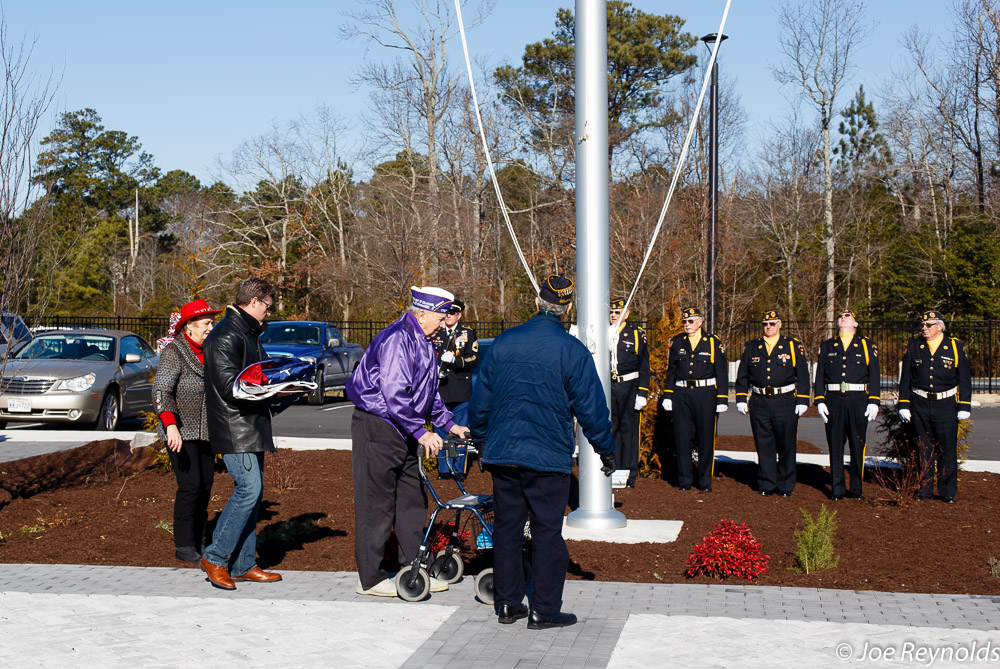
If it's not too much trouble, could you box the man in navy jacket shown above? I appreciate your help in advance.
[468,274,615,630]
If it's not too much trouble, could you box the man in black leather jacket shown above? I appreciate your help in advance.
[199,277,283,590]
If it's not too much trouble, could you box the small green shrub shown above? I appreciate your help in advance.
[791,504,839,574]
[155,520,173,535]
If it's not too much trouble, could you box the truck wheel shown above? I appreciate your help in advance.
[308,367,325,406]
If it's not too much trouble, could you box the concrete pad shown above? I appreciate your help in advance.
[0,592,457,668]
[608,614,1000,668]
[562,518,683,544]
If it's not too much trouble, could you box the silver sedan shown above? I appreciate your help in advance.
[0,329,158,430]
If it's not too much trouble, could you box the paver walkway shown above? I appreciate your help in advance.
[2,564,999,668]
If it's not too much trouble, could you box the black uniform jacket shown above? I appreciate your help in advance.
[431,323,479,405]
[813,335,880,407]
[613,322,651,399]
[898,336,971,408]
[203,305,275,454]
[735,335,810,407]
[663,331,729,407]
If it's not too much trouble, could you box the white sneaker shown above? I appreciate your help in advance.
[356,577,398,597]
[429,576,449,593]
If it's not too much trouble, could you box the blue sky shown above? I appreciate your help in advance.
[4,1,954,187]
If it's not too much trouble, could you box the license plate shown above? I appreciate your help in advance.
[7,398,31,413]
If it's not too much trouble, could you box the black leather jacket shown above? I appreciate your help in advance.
[203,305,275,454]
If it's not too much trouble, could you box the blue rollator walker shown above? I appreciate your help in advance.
[395,438,531,603]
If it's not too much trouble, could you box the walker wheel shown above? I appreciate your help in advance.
[395,565,431,602]
[430,550,464,584]
[475,568,495,604]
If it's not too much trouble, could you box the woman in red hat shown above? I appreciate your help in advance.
[152,299,223,563]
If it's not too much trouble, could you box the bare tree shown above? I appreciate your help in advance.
[773,0,873,325]
[0,18,58,370]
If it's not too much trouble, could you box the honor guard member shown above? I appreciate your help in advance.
[735,309,810,497]
[430,299,479,476]
[609,298,651,487]
[814,310,881,501]
[661,306,728,491]
[898,310,972,503]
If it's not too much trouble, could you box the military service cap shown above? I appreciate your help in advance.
[610,298,626,310]
[448,299,465,314]
[922,310,944,322]
[539,274,574,305]
[761,309,781,321]
[838,308,857,319]
[681,306,703,320]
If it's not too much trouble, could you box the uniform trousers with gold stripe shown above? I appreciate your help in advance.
[749,392,798,495]
[672,385,717,490]
[910,394,959,500]
[824,392,870,497]
[610,378,640,486]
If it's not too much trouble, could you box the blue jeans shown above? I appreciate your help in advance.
[437,401,469,475]
[204,452,264,577]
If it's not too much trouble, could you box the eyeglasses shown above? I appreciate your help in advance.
[682,318,699,324]
[920,322,939,329]
[839,313,854,319]
[762,321,780,327]
[258,298,273,313]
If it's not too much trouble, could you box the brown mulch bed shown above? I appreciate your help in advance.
[1,440,997,595]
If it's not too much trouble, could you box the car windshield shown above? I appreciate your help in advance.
[261,324,321,345]
[15,334,115,361]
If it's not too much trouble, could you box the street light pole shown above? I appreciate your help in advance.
[701,33,727,335]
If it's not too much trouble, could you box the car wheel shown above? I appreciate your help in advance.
[95,391,119,431]
[308,367,325,406]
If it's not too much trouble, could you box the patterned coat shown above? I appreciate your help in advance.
[153,337,210,442]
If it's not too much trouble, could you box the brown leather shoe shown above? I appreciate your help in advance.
[231,566,282,583]
[200,558,236,590]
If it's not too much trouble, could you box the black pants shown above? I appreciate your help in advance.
[824,393,869,496]
[672,386,717,489]
[351,409,428,590]
[911,395,959,499]
[167,439,215,551]
[749,393,798,494]
[489,465,569,615]
[611,378,640,485]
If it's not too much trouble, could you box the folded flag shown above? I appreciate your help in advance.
[233,357,317,401]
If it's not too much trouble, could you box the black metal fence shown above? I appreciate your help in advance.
[30,316,1000,393]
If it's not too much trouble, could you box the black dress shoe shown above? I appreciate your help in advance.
[830,495,844,501]
[497,603,529,624]
[698,486,712,492]
[175,546,201,563]
[942,496,956,504]
[678,485,691,491]
[758,490,772,497]
[848,493,865,501]
[527,610,577,629]
[779,492,792,498]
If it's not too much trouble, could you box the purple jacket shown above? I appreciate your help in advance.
[346,311,455,441]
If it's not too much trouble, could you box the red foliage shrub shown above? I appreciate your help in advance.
[429,522,471,552]
[685,519,770,582]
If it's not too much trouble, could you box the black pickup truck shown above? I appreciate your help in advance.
[260,321,364,405]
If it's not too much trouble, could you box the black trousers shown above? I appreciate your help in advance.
[611,378,640,485]
[351,409,428,590]
[167,439,215,551]
[911,395,959,499]
[824,393,869,496]
[749,393,798,494]
[672,386,717,489]
[489,465,570,615]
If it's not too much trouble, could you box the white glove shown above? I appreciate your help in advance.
[864,404,879,422]
[440,351,455,364]
[958,410,971,421]
[661,397,672,411]
[899,408,911,423]
[794,404,807,417]
[737,402,748,415]
[716,404,728,413]
[634,396,647,411]
[817,403,829,424]
[609,324,619,351]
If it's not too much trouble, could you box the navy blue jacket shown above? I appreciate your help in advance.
[468,313,615,474]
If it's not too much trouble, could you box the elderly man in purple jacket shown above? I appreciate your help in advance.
[347,285,469,598]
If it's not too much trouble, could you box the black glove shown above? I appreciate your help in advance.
[600,453,616,477]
